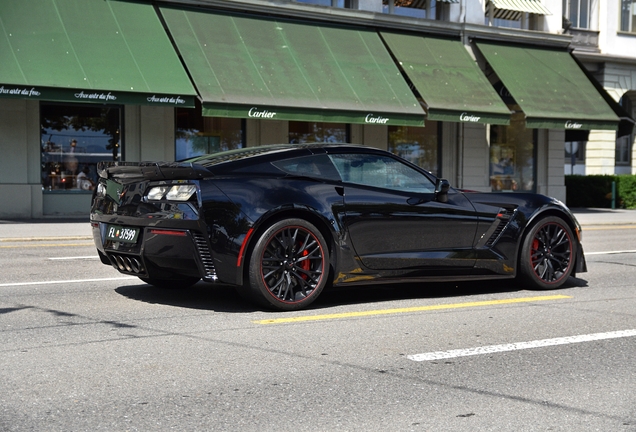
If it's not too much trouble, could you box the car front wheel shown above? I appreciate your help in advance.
[519,216,575,289]
[247,218,329,311]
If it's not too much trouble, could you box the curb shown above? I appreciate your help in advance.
[0,236,93,242]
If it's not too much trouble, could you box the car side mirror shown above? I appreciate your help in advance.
[435,178,450,203]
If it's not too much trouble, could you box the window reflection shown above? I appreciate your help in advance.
[288,122,348,144]
[40,103,121,192]
[489,108,535,192]
[388,123,439,176]
[176,103,245,160]
[616,95,634,169]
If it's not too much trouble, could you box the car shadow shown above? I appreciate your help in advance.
[315,276,588,309]
[115,282,259,313]
[115,276,589,313]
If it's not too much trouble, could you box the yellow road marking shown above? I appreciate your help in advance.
[253,294,572,325]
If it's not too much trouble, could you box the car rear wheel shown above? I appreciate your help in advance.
[139,276,200,289]
[247,218,329,311]
[519,216,575,289]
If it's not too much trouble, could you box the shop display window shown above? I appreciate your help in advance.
[288,122,348,144]
[388,123,440,176]
[489,109,536,192]
[176,105,245,160]
[40,103,122,192]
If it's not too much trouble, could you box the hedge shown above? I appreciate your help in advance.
[565,175,636,209]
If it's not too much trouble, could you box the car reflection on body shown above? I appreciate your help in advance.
[90,144,586,311]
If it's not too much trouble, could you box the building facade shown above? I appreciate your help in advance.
[0,0,633,218]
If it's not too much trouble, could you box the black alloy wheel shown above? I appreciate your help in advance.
[247,218,329,311]
[519,216,575,289]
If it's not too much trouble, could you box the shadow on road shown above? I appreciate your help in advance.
[115,276,588,313]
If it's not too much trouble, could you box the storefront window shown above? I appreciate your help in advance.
[489,109,535,192]
[565,141,586,175]
[288,122,348,144]
[388,123,440,176]
[620,0,636,33]
[176,105,244,160]
[40,103,122,192]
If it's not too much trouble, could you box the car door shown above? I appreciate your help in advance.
[327,152,479,271]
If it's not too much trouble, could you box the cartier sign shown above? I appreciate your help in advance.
[365,114,390,124]
[460,112,481,122]
[248,107,277,119]
[565,121,583,129]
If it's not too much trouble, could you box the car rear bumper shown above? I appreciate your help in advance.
[92,221,218,282]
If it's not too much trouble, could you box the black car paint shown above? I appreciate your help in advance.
[90,144,585,294]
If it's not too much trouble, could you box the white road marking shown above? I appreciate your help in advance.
[0,276,138,287]
[48,256,99,260]
[586,250,636,255]
[407,329,636,362]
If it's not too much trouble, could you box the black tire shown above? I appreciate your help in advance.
[519,216,575,290]
[246,218,329,311]
[138,276,200,289]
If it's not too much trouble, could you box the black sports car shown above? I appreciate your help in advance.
[90,144,586,311]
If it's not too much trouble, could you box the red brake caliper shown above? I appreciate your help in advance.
[300,248,310,280]
[531,238,540,265]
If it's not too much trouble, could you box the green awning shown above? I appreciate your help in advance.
[381,33,511,125]
[0,0,196,107]
[160,7,425,127]
[476,43,620,130]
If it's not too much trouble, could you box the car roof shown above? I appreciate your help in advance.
[182,143,383,168]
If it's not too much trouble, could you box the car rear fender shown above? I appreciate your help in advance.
[237,205,340,287]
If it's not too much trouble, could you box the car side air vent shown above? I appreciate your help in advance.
[485,208,516,247]
[191,232,218,282]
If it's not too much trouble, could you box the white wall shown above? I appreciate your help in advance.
[0,99,43,219]
[465,0,487,25]
[599,0,636,56]
[461,122,490,191]
[543,0,564,33]
[543,129,567,201]
[586,129,619,174]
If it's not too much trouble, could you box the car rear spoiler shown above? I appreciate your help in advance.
[97,161,212,182]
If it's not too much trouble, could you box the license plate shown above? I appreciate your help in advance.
[105,225,140,244]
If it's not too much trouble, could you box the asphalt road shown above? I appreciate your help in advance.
[1,214,636,431]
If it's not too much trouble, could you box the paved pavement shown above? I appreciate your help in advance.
[569,208,636,226]
[0,208,634,241]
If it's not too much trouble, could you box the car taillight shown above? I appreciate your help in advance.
[146,184,196,201]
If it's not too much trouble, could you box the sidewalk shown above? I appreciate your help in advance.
[569,208,636,227]
[1,208,634,240]
[0,218,91,240]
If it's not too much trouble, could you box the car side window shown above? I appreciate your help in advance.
[328,153,436,194]
[272,154,341,182]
